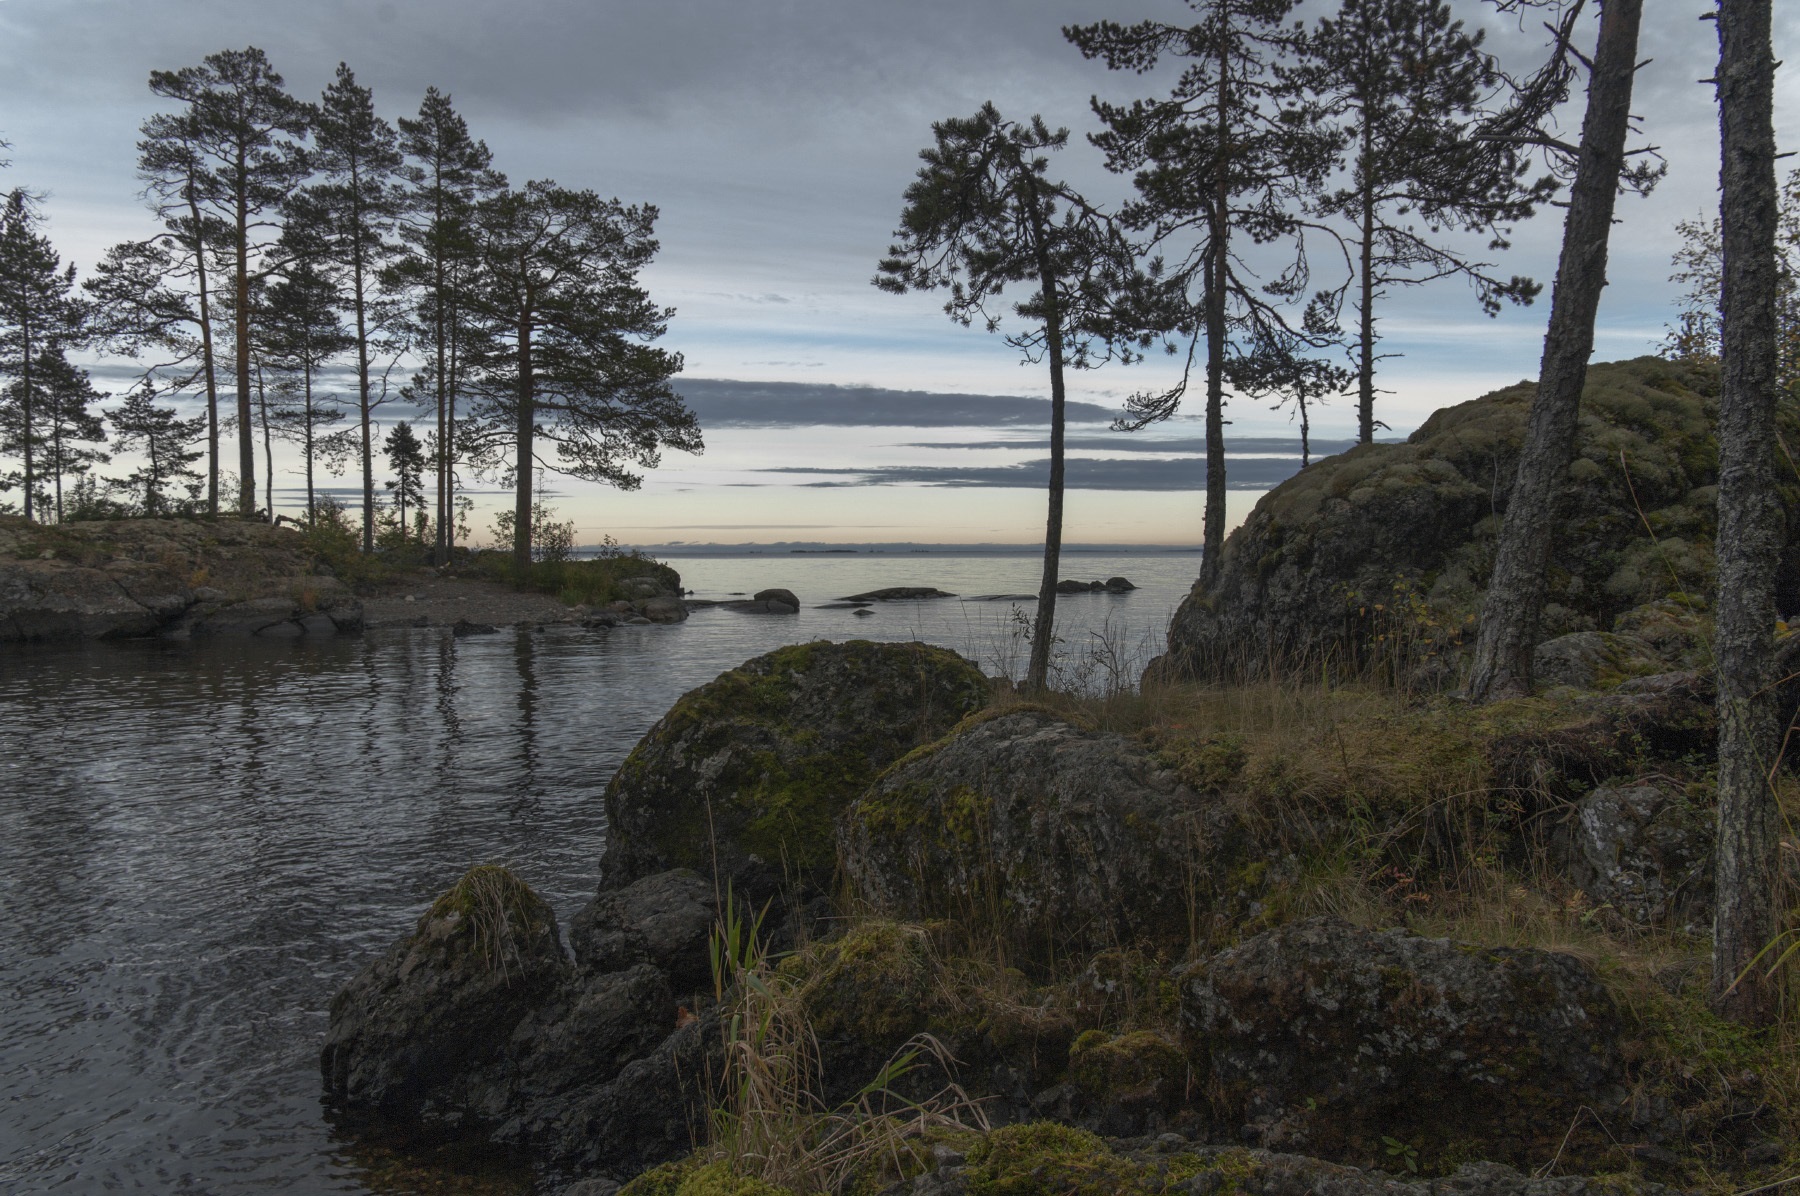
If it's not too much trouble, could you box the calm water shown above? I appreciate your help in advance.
[0,553,1198,1194]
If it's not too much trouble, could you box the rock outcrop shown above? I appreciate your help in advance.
[324,864,718,1175]
[600,640,989,897]
[0,516,363,642]
[1558,782,1713,925]
[1180,916,1624,1164]
[1157,357,1800,682]
[839,709,1240,960]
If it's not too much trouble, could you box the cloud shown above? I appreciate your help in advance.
[896,434,1367,455]
[675,377,1122,428]
[751,455,1308,491]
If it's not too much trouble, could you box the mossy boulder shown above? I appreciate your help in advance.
[320,865,568,1119]
[601,640,988,897]
[839,709,1242,961]
[1558,783,1714,926]
[1158,357,1800,682]
[1180,916,1624,1167]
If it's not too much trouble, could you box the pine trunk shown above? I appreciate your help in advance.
[1200,45,1231,590]
[353,180,375,555]
[235,156,256,518]
[1026,190,1065,694]
[187,183,221,518]
[512,305,534,575]
[19,318,33,521]
[1711,0,1783,1026]
[1358,125,1376,445]
[1465,0,1644,703]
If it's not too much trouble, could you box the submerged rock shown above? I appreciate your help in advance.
[840,709,1238,959]
[601,640,988,898]
[1180,916,1624,1164]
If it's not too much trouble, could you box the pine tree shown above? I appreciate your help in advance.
[0,189,85,521]
[877,103,1141,692]
[1465,0,1658,702]
[125,92,234,514]
[107,384,205,515]
[310,63,403,552]
[383,420,427,537]
[392,87,504,564]
[1300,0,1552,443]
[468,181,699,572]
[148,47,312,517]
[1710,0,1783,1027]
[1067,0,1337,586]
[261,232,354,524]
[1660,169,1800,393]
[24,348,109,522]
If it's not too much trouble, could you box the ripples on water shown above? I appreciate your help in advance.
[0,553,1197,1194]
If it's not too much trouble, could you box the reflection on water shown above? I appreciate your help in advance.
[0,554,1197,1194]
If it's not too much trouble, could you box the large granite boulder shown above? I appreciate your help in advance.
[321,865,570,1121]
[1157,357,1800,682]
[1558,783,1713,925]
[567,869,718,993]
[1180,916,1625,1165]
[600,640,988,897]
[839,710,1241,960]
[0,516,362,642]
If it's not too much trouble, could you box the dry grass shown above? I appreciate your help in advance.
[703,896,987,1196]
[423,864,550,980]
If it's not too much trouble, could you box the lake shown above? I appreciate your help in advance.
[0,552,1198,1194]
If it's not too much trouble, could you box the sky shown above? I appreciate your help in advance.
[1,0,1796,548]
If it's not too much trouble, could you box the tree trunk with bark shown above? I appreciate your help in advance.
[1026,188,1066,694]
[511,304,535,574]
[1465,0,1645,703]
[1200,43,1231,590]
[1711,0,1783,1026]
[234,153,256,517]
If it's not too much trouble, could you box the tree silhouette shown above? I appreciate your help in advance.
[877,103,1141,691]
[468,181,698,571]
[0,189,85,521]
[1068,0,1338,584]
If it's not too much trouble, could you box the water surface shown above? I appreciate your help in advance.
[0,553,1197,1194]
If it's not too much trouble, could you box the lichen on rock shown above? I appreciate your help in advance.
[839,709,1241,961]
[1179,916,1625,1166]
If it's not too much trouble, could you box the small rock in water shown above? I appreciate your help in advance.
[853,608,874,617]
[452,619,499,637]
[837,586,957,601]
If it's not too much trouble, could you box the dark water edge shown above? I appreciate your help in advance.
[0,556,1197,1194]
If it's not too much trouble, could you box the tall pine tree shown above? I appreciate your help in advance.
[393,87,504,564]
[1300,0,1552,443]
[468,181,699,571]
[310,63,403,551]
[1067,0,1337,586]
[262,227,354,525]
[1466,0,1658,702]
[0,189,85,521]
[877,103,1141,691]
[148,47,312,517]
[125,104,231,512]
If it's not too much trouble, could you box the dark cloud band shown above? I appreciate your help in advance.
[751,456,1308,491]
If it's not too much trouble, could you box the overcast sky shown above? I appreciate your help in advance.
[1,0,1795,546]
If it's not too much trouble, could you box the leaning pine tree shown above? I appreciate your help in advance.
[1465,0,1658,702]
[876,103,1139,692]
